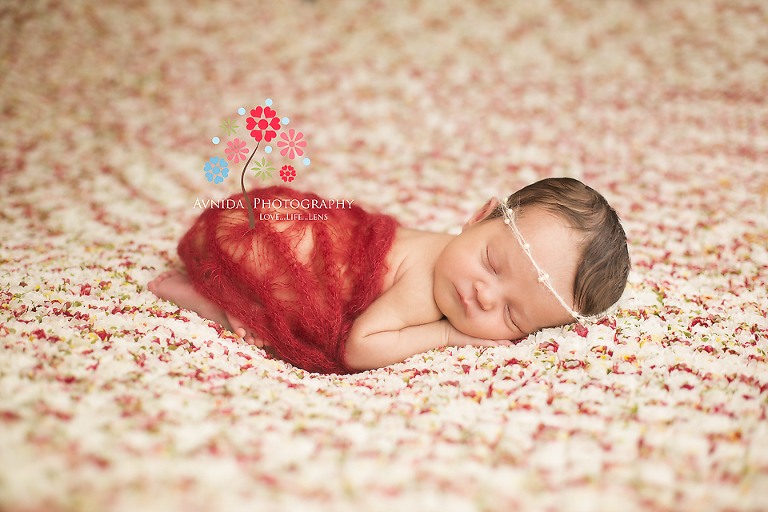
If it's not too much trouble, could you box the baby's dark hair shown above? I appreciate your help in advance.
[485,177,630,317]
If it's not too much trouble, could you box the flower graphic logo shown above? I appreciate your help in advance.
[277,129,306,160]
[280,165,296,182]
[203,99,312,229]
[246,106,281,142]
[204,157,229,184]
[224,138,249,164]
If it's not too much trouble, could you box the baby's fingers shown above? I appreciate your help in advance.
[484,339,514,347]
[465,338,513,348]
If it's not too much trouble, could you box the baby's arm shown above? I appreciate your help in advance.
[346,283,511,371]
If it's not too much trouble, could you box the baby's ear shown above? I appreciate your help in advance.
[462,197,500,231]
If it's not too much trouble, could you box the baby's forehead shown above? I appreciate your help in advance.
[496,201,581,316]
[494,206,575,240]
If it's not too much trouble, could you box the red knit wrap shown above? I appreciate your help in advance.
[177,186,398,374]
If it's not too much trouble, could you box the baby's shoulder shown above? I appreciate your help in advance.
[380,227,450,293]
[353,227,447,339]
[379,227,412,293]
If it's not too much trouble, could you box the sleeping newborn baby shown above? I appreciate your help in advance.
[149,177,630,373]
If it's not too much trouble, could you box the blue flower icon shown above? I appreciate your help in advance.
[204,157,229,184]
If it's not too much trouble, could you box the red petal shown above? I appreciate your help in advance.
[270,118,281,130]
[251,130,263,142]
[246,118,257,130]
[251,107,263,118]
[264,131,276,142]
[264,107,276,118]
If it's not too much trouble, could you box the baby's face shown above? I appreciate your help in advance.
[434,205,580,341]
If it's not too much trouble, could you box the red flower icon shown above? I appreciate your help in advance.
[280,165,296,182]
[246,106,281,142]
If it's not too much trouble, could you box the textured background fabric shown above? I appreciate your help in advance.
[1,1,767,511]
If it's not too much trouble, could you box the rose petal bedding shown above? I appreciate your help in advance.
[0,1,766,511]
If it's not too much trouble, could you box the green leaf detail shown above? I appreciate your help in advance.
[252,158,276,180]
[220,117,238,136]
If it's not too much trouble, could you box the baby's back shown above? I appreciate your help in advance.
[177,186,398,373]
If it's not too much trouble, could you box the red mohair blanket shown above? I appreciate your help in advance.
[177,186,398,374]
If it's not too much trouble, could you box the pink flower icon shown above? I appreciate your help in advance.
[277,129,306,159]
[246,106,281,143]
[224,138,249,163]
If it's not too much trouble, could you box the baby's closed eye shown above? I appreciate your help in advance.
[486,246,521,332]
[485,247,497,274]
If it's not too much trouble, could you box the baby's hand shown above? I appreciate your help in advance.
[444,322,513,348]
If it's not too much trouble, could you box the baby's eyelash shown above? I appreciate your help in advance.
[486,247,496,274]
[505,305,519,331]
[487,247,517,332]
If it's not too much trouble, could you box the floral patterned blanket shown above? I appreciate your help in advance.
[1,1,766,511]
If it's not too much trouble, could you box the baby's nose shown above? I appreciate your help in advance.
[474,280,496,311]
